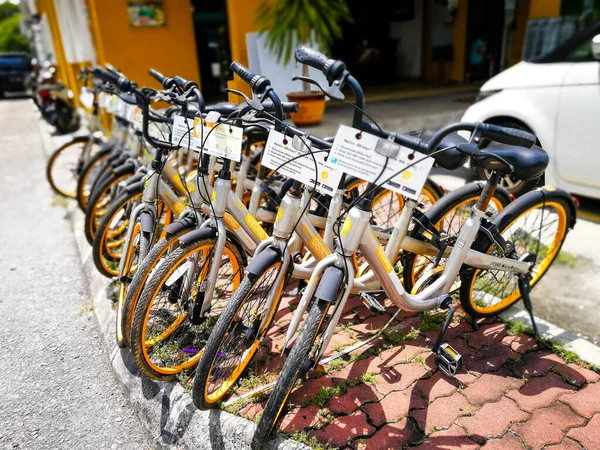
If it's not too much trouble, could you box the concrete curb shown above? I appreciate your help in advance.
[70,208,309,450]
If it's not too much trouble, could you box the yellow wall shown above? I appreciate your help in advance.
[87,0,200,90]
[225,0,262,102]
[529,0,562,18]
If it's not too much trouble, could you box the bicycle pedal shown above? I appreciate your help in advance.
[435,343,462,377]
[359,292,386,315]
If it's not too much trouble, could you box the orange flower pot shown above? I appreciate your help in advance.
[286,91,326,126]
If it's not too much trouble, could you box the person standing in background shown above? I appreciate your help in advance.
[431,0,456,84]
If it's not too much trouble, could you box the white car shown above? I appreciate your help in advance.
[461,22,600,199]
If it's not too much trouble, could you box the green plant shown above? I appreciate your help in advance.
[0,13,29,52]
[359,372,377,384]
[254,0,352,93]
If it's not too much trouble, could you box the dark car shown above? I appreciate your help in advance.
[0,52,31,96]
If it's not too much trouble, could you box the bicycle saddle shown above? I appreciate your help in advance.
[408,129,469,170]
[473,142,549,180]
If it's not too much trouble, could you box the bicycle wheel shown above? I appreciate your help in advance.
[459,190,574,317]
[402,182,512,293]
[252,298,330,450]
[76,147,111,211]
[46,137,95,198]
[91,189,142,277]
[130,238,244,380]
[84,172,133,245]
[119,223,196,348]
[115,219,151,348]
[192,261,284,409]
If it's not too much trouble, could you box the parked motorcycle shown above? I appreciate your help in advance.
[26,60,80,134]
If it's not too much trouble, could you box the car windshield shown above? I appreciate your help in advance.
[533,20,600,63]
[0,54,31,70]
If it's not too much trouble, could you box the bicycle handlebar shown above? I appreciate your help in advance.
[91,66,134,93]
[480,123,536,148]
[294,47,346,83]
[230,61,272,94]
[173,75,198,92]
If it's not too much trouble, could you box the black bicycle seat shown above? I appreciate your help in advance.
[473,142,548,180]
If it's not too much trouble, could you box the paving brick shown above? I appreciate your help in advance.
[362,388,427,426]
[458,397,530,441]
[374,362,430,395]
[327,383,380,415]
[502,334,538,355]
[566,413,600,449]
[509,350,564,378]
[377,336,429,368]
[462,371,524,404]
[506,373,576,412]
[311,411,375,448]
[280,404,326,433]
[545,437,587,450]
[420,319,472,343]
[410,393,471,434]
[480,432,526,449]
[331,356,386,383]
[511,403,586,449]
[239,401,265,421]
[325,331,357,355]
[289,377,333,407]
[415,371,461,401]
[359,418,421,450]
[464,343,516,374]
[560,382,600,418]
[351,314,393,336]
[411,424,479,450]
[553,363,600,387]
[467,323,508,349]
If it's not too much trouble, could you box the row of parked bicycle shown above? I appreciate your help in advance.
[45,47,575,449]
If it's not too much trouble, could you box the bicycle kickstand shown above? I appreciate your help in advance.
[432,296,462,377]
[518,274,540,338]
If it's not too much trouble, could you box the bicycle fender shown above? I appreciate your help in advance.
[124,180,144,194]
[314,266,345,303]
[494,186,577,231]
[178,227,217,246]
[164,215,197,236]
[246,246,280,277]
[139,211,155,234]
[113,160,136,176]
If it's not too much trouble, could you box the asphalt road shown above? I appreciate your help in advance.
[0,99,154,450]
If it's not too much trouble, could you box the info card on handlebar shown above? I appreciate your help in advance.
[192,117,243,162]
[171,115,195,149]
[262,130,343,196]
[329,126,434,200]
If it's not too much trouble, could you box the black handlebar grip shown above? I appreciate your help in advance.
[173,75,198,92]
[281,102,300,113]
[294,47,346,83]
[149,68,166,84]
[482,124,537,148]
[230,61,271,93]
[91,66,133,93]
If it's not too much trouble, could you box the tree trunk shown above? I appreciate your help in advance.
[301,63,310,93]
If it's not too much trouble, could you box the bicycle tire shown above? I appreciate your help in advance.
[459,191,574,317]
[192,261,283,409]
[46,136,92,198]
[84,171,133,245]
[252,298,330,450]
[130,238,244,380]
[402,182,512,292]
[76,147,111,211]
[120,225,196,347]
[91,189,142,278]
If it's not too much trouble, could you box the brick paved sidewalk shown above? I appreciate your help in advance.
[216,290,600,450]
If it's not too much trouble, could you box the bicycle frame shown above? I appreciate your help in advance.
[284,185,532,362]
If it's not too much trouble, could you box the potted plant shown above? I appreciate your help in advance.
[255,0,351,126]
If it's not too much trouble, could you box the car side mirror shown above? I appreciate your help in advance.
[592,34,600,61]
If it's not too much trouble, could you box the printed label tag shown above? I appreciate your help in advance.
[116,98,129,119]
[131,107,143,131]
[193,118,242,162]
[148,121,170,141]
[328,125,434,200]
[108,95,119,114]
[262,130,343,196]
[79,88,94,109]
[98,92,108,109]
[171,115,195,149]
